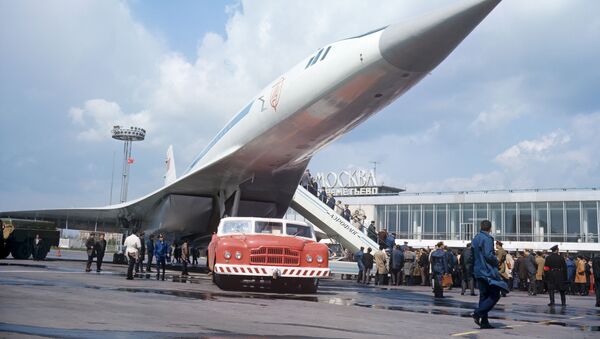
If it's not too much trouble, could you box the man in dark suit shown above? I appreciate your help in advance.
[319,188,327,204]
[524,250,538,296]
[362,248,374,284]
[85,233,95,272]
[544,245,567,307]
[136,232,146,273]
[431,242,449,298]
[32,234,44,261]
[94,233,107,272]
[460,243,475,296]
[146,234,155,272]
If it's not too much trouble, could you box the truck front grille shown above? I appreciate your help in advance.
[250,247,300,266]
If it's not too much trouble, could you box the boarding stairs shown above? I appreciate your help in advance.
[290,186,378,254]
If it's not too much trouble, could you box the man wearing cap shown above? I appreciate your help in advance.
[399,241,408,253]
[471,220,508,329]
[544,245,567,306]
[430,241,448,298]
[154,234,170,281]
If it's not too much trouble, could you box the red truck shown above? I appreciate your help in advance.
[208,217,330,293]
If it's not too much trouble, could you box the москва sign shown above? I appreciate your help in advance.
[315,170,379,196]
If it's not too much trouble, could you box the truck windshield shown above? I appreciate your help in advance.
[255,221,283,235]
[221,220,252,234]
[286,223,313,239]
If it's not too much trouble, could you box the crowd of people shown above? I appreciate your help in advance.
[84,230,201,281]
[349,220,600,325]
[301,168,600,313]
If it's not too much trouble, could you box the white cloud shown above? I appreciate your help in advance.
[416,113,600,191]
[494,131,570,170]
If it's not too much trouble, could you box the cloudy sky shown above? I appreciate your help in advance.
[1,0,599,211]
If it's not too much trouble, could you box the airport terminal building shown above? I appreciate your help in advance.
[300,170,600,251]
[341,188,600,252]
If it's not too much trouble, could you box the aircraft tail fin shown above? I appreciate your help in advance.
[164,145,177,186]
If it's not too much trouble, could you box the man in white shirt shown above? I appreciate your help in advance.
[123,230,141,280]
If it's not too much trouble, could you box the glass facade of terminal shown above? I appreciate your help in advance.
[375,201,599,243]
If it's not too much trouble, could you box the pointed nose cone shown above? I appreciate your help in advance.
[379,0,501,72]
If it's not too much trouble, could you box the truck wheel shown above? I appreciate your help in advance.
[300,278,319,294]
[38,244,50,260]
[271,278,286,292]
[214,273,239,290]
[11,243,32,260]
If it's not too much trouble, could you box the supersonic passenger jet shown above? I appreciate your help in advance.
[1,0,502,245]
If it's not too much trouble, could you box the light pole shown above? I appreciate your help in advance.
[111,126,145,203]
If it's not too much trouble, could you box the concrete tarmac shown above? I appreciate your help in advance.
[0,259,598,338]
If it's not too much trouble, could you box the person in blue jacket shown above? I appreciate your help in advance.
[430,242,449,298]
[154,234,170,281]
[471,220,509,329]
[565,256,576,294]
[354,247,365,283]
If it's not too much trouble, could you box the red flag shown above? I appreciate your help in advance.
[127,158,134,164]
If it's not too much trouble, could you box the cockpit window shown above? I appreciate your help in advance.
[286,223,313,239]
[221,220,252,234]
[255,221,283,235]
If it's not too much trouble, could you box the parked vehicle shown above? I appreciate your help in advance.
[1,218,59,259]
[208,217,330,293]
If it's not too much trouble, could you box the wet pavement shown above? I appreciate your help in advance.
[0,259,598,338]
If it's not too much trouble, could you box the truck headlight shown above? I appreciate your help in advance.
[305,254,313,263]
[235,251,242,260]
[224,251,232,259]
[316,255,323,263]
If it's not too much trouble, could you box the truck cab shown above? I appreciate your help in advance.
[207,217,329,293]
